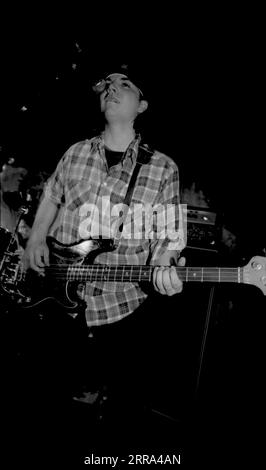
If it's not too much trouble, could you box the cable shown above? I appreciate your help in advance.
[194,285,215,399]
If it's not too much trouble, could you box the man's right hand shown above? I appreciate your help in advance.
[20,196,58,275]
[22,240,50,275]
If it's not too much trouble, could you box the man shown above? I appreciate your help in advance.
[0,156,28,233]
[23,65,186,446]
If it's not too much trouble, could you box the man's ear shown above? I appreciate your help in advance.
[138,100,148,114]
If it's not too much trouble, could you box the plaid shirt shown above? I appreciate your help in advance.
[45,134,185,325]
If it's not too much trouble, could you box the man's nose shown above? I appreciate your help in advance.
[107,80,118,93]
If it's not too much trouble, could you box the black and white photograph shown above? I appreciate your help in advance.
[0,11,264,467]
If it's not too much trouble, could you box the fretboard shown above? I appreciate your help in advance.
[46,265,244,284]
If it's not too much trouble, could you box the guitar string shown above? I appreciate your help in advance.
[43,265,242,271]
[37,266,243,282]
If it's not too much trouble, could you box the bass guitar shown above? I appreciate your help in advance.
[1,235,266,314]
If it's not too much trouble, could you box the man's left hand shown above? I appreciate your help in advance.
[153,257,186,296]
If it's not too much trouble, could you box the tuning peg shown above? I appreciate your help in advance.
[251,261,262,270]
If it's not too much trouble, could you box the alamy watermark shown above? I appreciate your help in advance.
[78,196,187,248]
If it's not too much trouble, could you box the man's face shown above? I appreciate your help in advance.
[99,73,145,123]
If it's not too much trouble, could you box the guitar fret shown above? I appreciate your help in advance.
[141,267,150,281]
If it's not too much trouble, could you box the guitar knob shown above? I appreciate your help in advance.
[261,276,266,286]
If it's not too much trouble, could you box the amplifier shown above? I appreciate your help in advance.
[185,206,221,252]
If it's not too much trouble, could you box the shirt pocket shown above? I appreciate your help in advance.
[65,179,92,210]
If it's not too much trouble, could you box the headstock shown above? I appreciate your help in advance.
[243,256,266,295]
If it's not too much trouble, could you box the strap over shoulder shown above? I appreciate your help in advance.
[137,142,154,165]
[117,142,154,236]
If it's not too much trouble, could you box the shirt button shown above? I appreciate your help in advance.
[103,182,107,186]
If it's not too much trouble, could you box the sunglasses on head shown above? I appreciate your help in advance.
[92,73,144,97]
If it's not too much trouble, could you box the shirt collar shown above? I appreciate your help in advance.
[91,134,142,166]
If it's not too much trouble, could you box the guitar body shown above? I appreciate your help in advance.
[20,267,82,313]
[8,237,115,314]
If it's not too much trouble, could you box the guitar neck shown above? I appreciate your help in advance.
[48,265,245,285]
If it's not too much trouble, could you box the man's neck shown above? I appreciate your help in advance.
[103,124,136,152]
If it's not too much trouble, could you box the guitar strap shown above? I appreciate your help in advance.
[118,142,154,236]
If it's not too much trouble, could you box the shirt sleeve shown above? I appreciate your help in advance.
[149,161,186,264]
[44,151,70,205]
